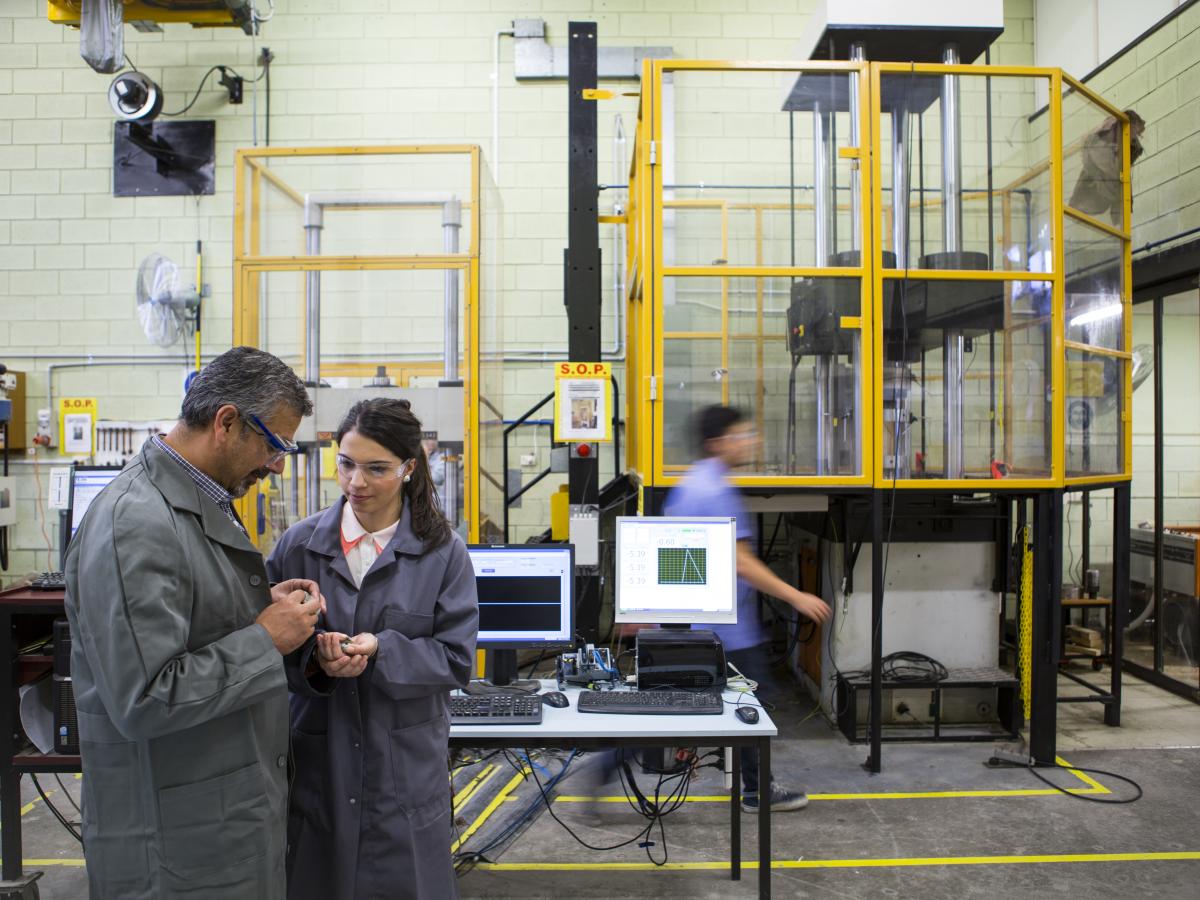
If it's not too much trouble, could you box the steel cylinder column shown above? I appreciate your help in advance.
[303,204,324,517]
[812,100,837,475]
[441,199,462,526]
[887,97,911,480]
[941,43,966,479]
[847,42,864,252]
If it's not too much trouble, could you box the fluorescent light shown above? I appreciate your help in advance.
[1069,303,1122,328]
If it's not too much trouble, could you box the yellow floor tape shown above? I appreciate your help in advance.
[477,852,1200,872]
[557,754,1105,804]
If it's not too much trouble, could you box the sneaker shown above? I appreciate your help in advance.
[741,785,809,812]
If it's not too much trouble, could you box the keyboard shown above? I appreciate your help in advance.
[30,572,66,591]
[577,689,723,715]
[449,694,543,726]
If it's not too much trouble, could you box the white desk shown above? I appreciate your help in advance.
[450,680,776,899]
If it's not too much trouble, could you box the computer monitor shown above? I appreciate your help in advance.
[614,516,738,626]
[69,466,123,540]
[468,544,574,686]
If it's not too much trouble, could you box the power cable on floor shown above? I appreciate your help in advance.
[986,756,1143,804]
[30,774,82,844]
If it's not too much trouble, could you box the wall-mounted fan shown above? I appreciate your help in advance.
[136,253,200,347]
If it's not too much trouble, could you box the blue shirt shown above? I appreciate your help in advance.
[663,456,767,651]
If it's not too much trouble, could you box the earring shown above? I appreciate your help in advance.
[403,473,411,483]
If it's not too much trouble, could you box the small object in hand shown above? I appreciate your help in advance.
[301,591,313,605]
[341,639,353,653]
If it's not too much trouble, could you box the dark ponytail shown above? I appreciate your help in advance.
[335,398,452,550]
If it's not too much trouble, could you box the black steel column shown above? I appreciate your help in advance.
[865,490,884,773]
[1108,482,1130,726]
[0,610,21,881]
[1153,295,1165,672]
[566,22,602,641]
[758,736,771,899]
[1029,490,1063,764]
[1080,489,1090,584]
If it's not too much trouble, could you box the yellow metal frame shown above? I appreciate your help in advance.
[232,145,485,542]
[640,60,875,489]
[48,1,245,27]
[625,60,1132,493]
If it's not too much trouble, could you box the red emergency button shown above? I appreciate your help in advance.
[577,443,591,457]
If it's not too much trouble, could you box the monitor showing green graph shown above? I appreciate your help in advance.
[657,547,707,585]
[614,517,737,624]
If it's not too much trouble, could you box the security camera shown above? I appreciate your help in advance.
[108,71,163,122]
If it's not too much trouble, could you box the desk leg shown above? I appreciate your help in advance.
[0,606,22,883]
[758,737,771,899]
[1,771,21,882]
[730,748,741,880]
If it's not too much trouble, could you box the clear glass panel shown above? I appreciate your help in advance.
[881,279,1052,479]
[1062,86,1127,232]
[663,338,725,468]
[663,276,862,476]
[666,70,862,268]
[1064,215,1125,351]
[252,267,468,544]
[1126,295,1200,690]
[879,74,1053,273]
[477,160,505,542]
[243,151,475,259]
[1066,348,1124,477]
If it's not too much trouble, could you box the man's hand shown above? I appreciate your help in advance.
[791,590,831,626]
[257,588,320,655]
[270,578,326,614]
[315,632,371,678]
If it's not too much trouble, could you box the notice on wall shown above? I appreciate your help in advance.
[58,398,97,457]
[48,468,72,511]
[553,362,612,443]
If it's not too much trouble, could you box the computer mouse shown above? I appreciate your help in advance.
[735,706,759,724]
[541,691,570,709]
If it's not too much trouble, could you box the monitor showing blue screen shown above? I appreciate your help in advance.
[467,544,574,649]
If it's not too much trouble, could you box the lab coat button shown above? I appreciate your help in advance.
[249,574,263,586]
[276,755,286,768]
[349,797,357,805]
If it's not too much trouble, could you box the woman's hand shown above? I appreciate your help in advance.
[315,632,370,678]
[341,632,379,659]
[271,578,326,615]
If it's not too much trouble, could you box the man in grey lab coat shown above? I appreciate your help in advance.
[65,347,320,900]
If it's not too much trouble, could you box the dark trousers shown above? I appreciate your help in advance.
[728,643,774,794]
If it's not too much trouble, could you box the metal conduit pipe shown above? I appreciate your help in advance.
[612,113,627,360]
[303,200,324,518]
[46,357,222,415]
[441,199,462,525]
[941,43,965,480]
[812,100,835,475]
[848,42,864,252]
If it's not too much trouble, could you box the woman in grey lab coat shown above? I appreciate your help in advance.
[267,398,478,900]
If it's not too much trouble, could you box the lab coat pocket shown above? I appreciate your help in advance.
[289,730,331,830]
[158,761,270,877]
[389,716,450,826]
[382,607,435,638]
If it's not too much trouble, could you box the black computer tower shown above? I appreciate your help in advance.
[51,619,78,754]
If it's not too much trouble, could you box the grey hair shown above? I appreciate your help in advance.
[180,346,312,429]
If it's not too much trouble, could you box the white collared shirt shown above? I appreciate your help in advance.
[340,501,399,589]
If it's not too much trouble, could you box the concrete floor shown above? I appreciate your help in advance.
[7,668,1199,899]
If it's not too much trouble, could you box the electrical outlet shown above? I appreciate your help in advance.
[520,452,537,467]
